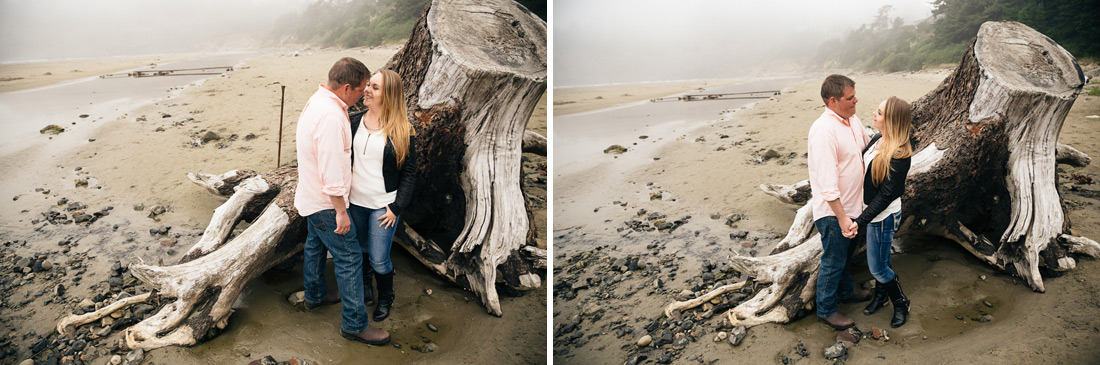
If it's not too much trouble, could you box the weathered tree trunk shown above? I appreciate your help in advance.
[666,21,1100,327]
[55,0,546,349]
[383,0,546,316]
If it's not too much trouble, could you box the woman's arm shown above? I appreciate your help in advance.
[854,157,911,227]
[388,135,419,216]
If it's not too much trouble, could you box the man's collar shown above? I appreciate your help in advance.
[318,84,349,110]
[824,107,851,126]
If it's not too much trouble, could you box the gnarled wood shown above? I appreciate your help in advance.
[383,0,546,316]
[523,130,548,155]
[681,21,1097,328]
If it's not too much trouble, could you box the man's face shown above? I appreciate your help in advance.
[830,86,858,120]
[338,79,368,107]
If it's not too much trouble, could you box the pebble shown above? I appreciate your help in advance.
[109,355,122,365]
[20,360,33,365]
[824,342,847,359]
[729,326,747,346]
[637,335,652,347]
[714,332,728,342]
[201,131,221,143]
[80,298,95,308]
[124,349,144,365]
[427,323,438,332]
[419,343,437,353]
[983,300,993,308]
[97,327,111,337]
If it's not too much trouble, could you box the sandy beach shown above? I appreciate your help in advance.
[552,68,1100,364]
[0,47,546,364]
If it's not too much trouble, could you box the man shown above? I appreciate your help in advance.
[807,74,872,330]
[294,57,390,345]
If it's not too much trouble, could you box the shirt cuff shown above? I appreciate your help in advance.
[321,184,347,197]
[819,189,840,202]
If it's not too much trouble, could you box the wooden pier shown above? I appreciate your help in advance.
[651,90,780,103]
[99,66,234,79]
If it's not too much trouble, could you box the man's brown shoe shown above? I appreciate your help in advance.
[304,291,341,310]
[839,289,872,303]
[818,313,855,330]
[342,326,391,346]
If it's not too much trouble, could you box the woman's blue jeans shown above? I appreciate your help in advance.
[303,209,367,333]
[348,204,398,275]
[865,211,900,283]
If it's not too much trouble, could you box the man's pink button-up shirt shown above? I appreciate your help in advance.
[294,85,353,217]
[807,108,870,221]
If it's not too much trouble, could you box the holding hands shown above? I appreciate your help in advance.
[840,218,858,239]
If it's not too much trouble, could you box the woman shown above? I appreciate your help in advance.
[848,96,912,328]
[348,69,417,322]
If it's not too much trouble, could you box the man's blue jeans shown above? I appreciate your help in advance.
[348,204,399,275]
[303,209,367,333]
[815,216,856,319]
[866,211,900,283]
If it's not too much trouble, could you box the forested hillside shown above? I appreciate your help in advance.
[818,0,1098,71]
[270,0,545,48]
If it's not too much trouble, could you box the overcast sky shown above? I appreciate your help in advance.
[0,0,312,63]
[554,0,934,86]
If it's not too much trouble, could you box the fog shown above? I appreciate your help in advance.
[554,0,933,87]
[0,0,313,63]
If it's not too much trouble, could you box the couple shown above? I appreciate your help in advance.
[808,75,913,331]
[293,57,417,346]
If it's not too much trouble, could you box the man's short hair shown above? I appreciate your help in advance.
[328,57,370,88]
[821,74,855,105]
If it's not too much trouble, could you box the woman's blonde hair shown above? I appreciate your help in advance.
[376,69,415,166]
[872,96,913,186]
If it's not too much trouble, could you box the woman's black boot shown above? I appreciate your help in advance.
[362,254,375,307]
[373,271,395,321]
[863,281,889,315]
[884,277,910,328]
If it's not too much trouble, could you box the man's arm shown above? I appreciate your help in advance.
[329,195,350,234]
[314,111,352,234]
[808,126,854,237]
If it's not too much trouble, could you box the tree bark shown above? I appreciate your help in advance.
[667,21,1100,327]
[55,0,546,349]
[383,0,546,316]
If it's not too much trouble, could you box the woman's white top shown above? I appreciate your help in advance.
[862,139,902,223]
[349,122,397,209]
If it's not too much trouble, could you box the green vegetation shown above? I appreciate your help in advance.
[271,0,546,48]
[819,0,1100,72]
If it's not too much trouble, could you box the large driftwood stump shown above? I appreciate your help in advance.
[666,21,1100,327]
[383,0,547,316]
[56,0,546,349]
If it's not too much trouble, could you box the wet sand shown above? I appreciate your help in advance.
[0,55,193,93]
[0,47,546,364]
[552,69,1100,363]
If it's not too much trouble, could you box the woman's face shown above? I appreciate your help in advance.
[365,73,384,109]
[872,100,886,133]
